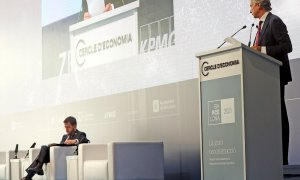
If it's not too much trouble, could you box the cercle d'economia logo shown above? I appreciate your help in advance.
[201,61,210,76]
[201,60,240,77]
[75,40,86,67]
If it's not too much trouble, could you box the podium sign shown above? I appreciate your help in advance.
[200,49,245,180]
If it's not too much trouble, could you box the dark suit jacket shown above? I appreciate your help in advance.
[257,12,293,85]
[60,129,89,144]
[82,0,88,14]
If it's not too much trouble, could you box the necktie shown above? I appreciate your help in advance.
[255,21,263,46]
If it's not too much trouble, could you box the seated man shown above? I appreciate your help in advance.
[22,116,89,180]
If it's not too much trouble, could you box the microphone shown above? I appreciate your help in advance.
[77,4,83,22]
[31,142,36,148]
[218,25,247,49]
[14,144,19,159]
[24,142,36,158]
[248,23,255,47]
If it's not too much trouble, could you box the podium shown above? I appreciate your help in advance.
[196,43,283,180]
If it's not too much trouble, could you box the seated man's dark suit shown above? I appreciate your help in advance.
[257,12,293,165]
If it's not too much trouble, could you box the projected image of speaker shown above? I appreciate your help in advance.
[86,0,105,17]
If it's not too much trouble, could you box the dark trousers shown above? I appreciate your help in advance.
[26,145,50,170]
[281,84,290,165]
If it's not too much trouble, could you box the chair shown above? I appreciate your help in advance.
[108,142,165,180]
[0,152,7,180]
[78,144,108,180]
[75,142,164,180]
[46,146,77,180]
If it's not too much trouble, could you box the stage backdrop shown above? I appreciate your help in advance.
[0,0,300,179]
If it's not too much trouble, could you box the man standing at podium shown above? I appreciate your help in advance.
[81,0,137,20]
[82,0,113,20]
[250,0,293,165]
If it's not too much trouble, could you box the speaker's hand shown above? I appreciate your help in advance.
[84,12,91,20]
[251,45,261,52]
[104,3,113,12]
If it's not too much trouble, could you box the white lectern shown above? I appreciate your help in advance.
[196,43,283,180]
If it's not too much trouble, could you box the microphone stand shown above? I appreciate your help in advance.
[77,0,84,22]
[24,142,36,158]
[248,23,255,47]
[218,25,247,49]
[14,144,19,159]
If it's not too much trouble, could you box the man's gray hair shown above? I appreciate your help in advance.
[251,0,272,11]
